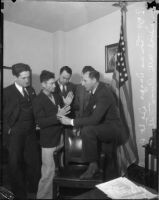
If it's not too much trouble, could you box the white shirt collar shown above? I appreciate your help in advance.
[91,83,98,94]
[15,82,23,95]
[58,80,67,91]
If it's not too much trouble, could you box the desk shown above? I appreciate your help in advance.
[73,188,109,199]
[73,181,158,199]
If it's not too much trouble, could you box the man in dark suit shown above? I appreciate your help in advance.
[33,70,70,199]
[54,66,75,117]
[3,63,41,198]
[59,67,126,179]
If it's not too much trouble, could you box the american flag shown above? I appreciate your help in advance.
[111,13,138,176]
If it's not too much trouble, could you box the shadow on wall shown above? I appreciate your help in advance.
[32,73,41,94]
[100,72,111,85]
[71,73,81,84]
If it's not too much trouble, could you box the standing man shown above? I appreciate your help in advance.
[3,63,41,198]
[55,66,75,117]
[33,70,70,199]
[59,67,126,179]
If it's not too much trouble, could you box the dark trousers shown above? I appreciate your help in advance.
[81,122,124,163]
[7,127,41,199]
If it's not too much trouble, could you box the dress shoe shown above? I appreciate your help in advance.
[80,162,98,179]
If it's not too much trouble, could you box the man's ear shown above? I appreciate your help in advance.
[41,82,46,88]
[92,77,96,84]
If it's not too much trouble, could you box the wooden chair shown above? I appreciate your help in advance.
[53,127,119,199]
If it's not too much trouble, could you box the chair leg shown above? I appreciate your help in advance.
[53,182,58,199]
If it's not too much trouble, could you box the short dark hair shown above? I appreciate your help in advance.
[89,70,100,81]
[82,66,100,81]
[40,70,55,83]
[82,66,95,74]
[60,66,72,75]
[12,63,31,77]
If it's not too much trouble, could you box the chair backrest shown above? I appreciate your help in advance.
[64,127,87,165]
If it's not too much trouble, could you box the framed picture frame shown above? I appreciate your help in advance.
[105,43,118,73]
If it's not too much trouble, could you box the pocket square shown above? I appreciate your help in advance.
[93,105,96,109]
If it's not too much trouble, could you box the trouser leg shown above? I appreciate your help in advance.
[81,126,98,162]
[8,133,27,199]
[81,124,120,163]
[24,132,41,193]
[36,147,56,199]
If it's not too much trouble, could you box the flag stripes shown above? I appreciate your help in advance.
[111,12,138,175]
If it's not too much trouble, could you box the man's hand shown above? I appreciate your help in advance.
[58,116,72,125]
[63,91,74,106]
[57,105,70,117]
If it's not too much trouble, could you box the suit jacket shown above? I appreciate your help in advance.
[73,84,91,117]
[3,84,36,135]
[33,91,64,147]
[74,82,121,127]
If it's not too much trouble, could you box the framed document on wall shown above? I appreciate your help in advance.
[105,43,118,73]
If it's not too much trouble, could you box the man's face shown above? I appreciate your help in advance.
[81,72,95,92]
[43,78,56,93]
[16,71,30,87]
[59,70,71,85]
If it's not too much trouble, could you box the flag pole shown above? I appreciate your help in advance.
[112,2,139,175]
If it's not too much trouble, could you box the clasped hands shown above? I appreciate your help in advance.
[56,91,74,125]
[56,105,72,126]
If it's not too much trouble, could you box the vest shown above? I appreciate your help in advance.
[14,94,35,131]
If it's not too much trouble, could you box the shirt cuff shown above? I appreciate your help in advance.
[70,119,74,126]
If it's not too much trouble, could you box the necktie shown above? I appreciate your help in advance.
[61,85,67,96]
[23,88,30,101]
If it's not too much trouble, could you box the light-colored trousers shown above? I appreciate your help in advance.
[36,147,56,199]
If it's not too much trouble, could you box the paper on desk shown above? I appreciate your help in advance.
[96,177,158,199]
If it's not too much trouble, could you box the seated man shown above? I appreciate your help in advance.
[58,67,126,179]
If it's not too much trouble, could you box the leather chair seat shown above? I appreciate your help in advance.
[55,164,103,187]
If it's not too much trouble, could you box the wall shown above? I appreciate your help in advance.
[63,11,120,83]
[52,31,65,78]
[3,21,53,93]
[60,2,157,166]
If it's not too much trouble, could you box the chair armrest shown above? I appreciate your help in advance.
[53,145,65,173]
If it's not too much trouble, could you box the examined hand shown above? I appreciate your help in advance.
[58,116,72,125]
[63,91,74,106]
[57,105,70,117]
